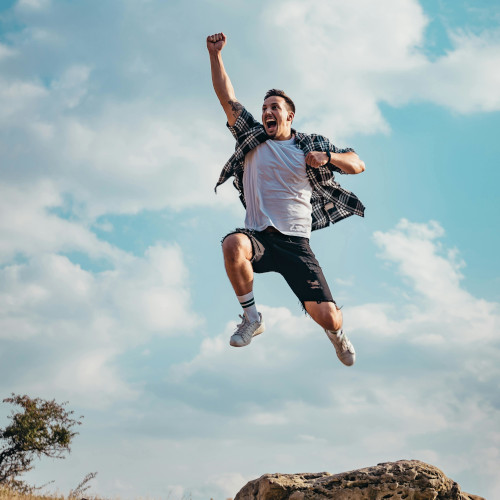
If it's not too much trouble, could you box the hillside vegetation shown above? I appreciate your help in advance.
[0,485,102,500]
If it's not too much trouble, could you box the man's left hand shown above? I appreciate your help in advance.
[305,151,329,168]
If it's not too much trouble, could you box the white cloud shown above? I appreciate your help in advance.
[158,218,499,499]
[5,217,496,499]
[263,0,500,138]
[165,485,185,500]
[169,305,315,382]
[0,1,240,226]
[413,30,500,113]
[171,216,500,402]
[0,77,48,121]
[0,1,498,497]
[0,44,16,60]
[50,64,91,109]
[246,411,289,426]
[365,219,500,344]
[0,73,235,218]
[1,0,498,228]
[0,243,201,406]
[16,0,51,10]
[0,183,124,265]
[206,472,249,499]
[56,109,234,217]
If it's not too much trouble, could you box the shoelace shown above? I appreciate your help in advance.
[337,331,352,352]
[236,314,260,341]
[235,314,251,331]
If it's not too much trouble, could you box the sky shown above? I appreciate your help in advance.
[0,0,499,498]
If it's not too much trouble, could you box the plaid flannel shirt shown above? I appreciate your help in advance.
[215,107,365,231]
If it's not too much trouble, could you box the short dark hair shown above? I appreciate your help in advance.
[264,89,295,114]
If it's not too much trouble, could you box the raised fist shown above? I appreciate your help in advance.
[207,32,226,54]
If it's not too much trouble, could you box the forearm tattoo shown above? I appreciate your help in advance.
[228,100,243,117]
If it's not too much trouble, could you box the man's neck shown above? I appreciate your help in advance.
[273,131,293,141]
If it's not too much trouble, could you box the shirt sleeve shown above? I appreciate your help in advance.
[331,145,356,154]
[225,107,268,161]
[226,107,261,140]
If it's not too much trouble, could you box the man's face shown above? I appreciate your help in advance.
[262,96,294,140]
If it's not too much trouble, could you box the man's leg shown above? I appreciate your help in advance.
[305,300,355,366]
[222,232,265,347]
[222,233,254,296]
[271,233,355,366]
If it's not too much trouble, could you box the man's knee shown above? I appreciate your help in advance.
[222,233,252,262]
[322,303,342,331]
[306,301,342,331]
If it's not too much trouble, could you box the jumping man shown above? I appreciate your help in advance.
[207,32,366,366]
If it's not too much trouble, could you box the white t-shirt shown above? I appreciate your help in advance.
[243,137,313,238]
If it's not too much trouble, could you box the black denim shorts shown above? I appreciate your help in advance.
[222,228,334,307]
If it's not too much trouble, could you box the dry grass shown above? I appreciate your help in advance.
[0,486,63,500]
[0,485,103,500]
[0,485,203,500]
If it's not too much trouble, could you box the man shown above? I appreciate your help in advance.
[207,32,365,366]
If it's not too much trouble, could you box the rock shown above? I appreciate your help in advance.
[234,460,484,500]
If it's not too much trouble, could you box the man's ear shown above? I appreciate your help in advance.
[287,111,295,123]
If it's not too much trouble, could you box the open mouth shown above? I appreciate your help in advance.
[265,119,277,133]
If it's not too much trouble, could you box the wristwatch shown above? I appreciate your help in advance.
[326,149,331,165]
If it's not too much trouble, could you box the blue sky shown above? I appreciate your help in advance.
[0,0,499,498]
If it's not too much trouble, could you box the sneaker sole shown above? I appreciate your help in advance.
[338,352,356,366]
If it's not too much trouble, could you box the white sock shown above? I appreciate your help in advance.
[237,291,260,322]
[326,327,342,336]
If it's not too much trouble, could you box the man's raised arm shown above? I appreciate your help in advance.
[206,32,242,127]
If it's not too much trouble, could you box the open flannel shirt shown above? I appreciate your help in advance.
[215,107,365,231]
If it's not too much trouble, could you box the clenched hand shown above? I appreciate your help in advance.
[305,151,330,168]
[207,32,227,54]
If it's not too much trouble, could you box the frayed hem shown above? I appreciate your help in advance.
[300,299,340,316]
[221,228,255,246]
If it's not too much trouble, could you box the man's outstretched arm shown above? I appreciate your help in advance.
[305,151,365,174]
[207,32,242,127]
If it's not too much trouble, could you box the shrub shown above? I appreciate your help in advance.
[0,394,82,491]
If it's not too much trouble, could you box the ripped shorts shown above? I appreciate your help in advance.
[222,228,334,308]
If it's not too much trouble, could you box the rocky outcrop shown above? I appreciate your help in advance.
[234,460,484,500]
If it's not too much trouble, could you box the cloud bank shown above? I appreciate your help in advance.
[1,0,499,225]
[153,219,499,499]
[0,0,498,498]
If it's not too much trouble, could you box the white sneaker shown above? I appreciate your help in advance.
[325,329,356,366]
[230,313,265,347]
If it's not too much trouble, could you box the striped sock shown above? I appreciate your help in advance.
[237,291,260,323]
